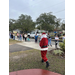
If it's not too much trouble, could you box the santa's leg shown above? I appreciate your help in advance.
[41,50,50,68]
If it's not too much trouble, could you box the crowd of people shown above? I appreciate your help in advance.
[34,32,65,49]
[9,32,65,49]
[9,32,30,41]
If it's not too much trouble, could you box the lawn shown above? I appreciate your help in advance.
[9,39,22,45]
[9,49,65,75]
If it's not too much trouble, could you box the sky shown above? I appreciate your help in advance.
[9,0,65,21]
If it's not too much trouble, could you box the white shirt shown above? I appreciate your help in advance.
[55,37,59,40]
[24,34,27,37]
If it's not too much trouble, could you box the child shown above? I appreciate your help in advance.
[38,35,41,43]
[48,36,52,47]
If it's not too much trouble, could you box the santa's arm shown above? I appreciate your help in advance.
[39,39,44,48]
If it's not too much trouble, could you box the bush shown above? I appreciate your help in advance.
[53,50,64,56]
[59,40,65,52]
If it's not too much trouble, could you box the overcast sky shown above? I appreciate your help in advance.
[9,0,65,21]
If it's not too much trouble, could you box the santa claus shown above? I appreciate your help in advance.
[39,32,50,68]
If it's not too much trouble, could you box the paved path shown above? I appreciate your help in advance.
[10,36,60,51]
[17,41,60,51]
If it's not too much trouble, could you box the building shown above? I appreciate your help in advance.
[13,29,21,33]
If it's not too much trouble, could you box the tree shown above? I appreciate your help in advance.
[17,14,35,32]
[9,14,35,32]
[9,19,16,31]
[61,23,65,30]
[36,12,56,32]
[54,18,61,30]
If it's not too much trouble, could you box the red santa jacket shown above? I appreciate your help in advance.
[39,35,48,51]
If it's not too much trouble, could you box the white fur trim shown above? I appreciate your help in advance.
[40,34,47,40]
[40,47,48,51]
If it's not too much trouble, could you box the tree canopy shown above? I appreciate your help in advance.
[9,14,35,32]
[9,13,65,33]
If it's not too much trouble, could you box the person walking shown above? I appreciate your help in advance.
[24,34,27,41]
[34,34,38,43]
[55,35,59,49]
[39,32,50,68]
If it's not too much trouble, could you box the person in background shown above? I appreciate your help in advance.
[47,33,50,38]
[13,33,15,40]
[20,34,22,41]
[17,32,19,40]
[62,34,65,42]
[38,35,41,43]
[9,32,11,39]
[47,33,52,46]
[34,34,38,43]
[23,33,25,41]
[48,36,52,47]
[57,33,60,38]
[24,33,27,41]
[55,35,59,49]
[11,33,13,39]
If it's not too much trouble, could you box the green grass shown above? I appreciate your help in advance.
[9,39,22,44]
[9,49,65,75]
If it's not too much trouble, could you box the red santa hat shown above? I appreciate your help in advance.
[42,32,46,35]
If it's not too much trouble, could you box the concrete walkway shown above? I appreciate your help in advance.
[17,41,60,51]
[12,36,60,51]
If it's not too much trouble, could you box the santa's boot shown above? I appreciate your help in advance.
[46,61,50,68]
[41,59,44,63]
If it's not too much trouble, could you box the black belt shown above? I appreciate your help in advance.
[42,45,48,48]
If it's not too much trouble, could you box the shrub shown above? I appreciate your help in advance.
[59,40,65,52]
[53,50,64,56]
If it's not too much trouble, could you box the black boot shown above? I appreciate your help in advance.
[41,59,44,63]
[46,61,50,68]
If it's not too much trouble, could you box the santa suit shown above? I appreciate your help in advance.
[39,33,48,62]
